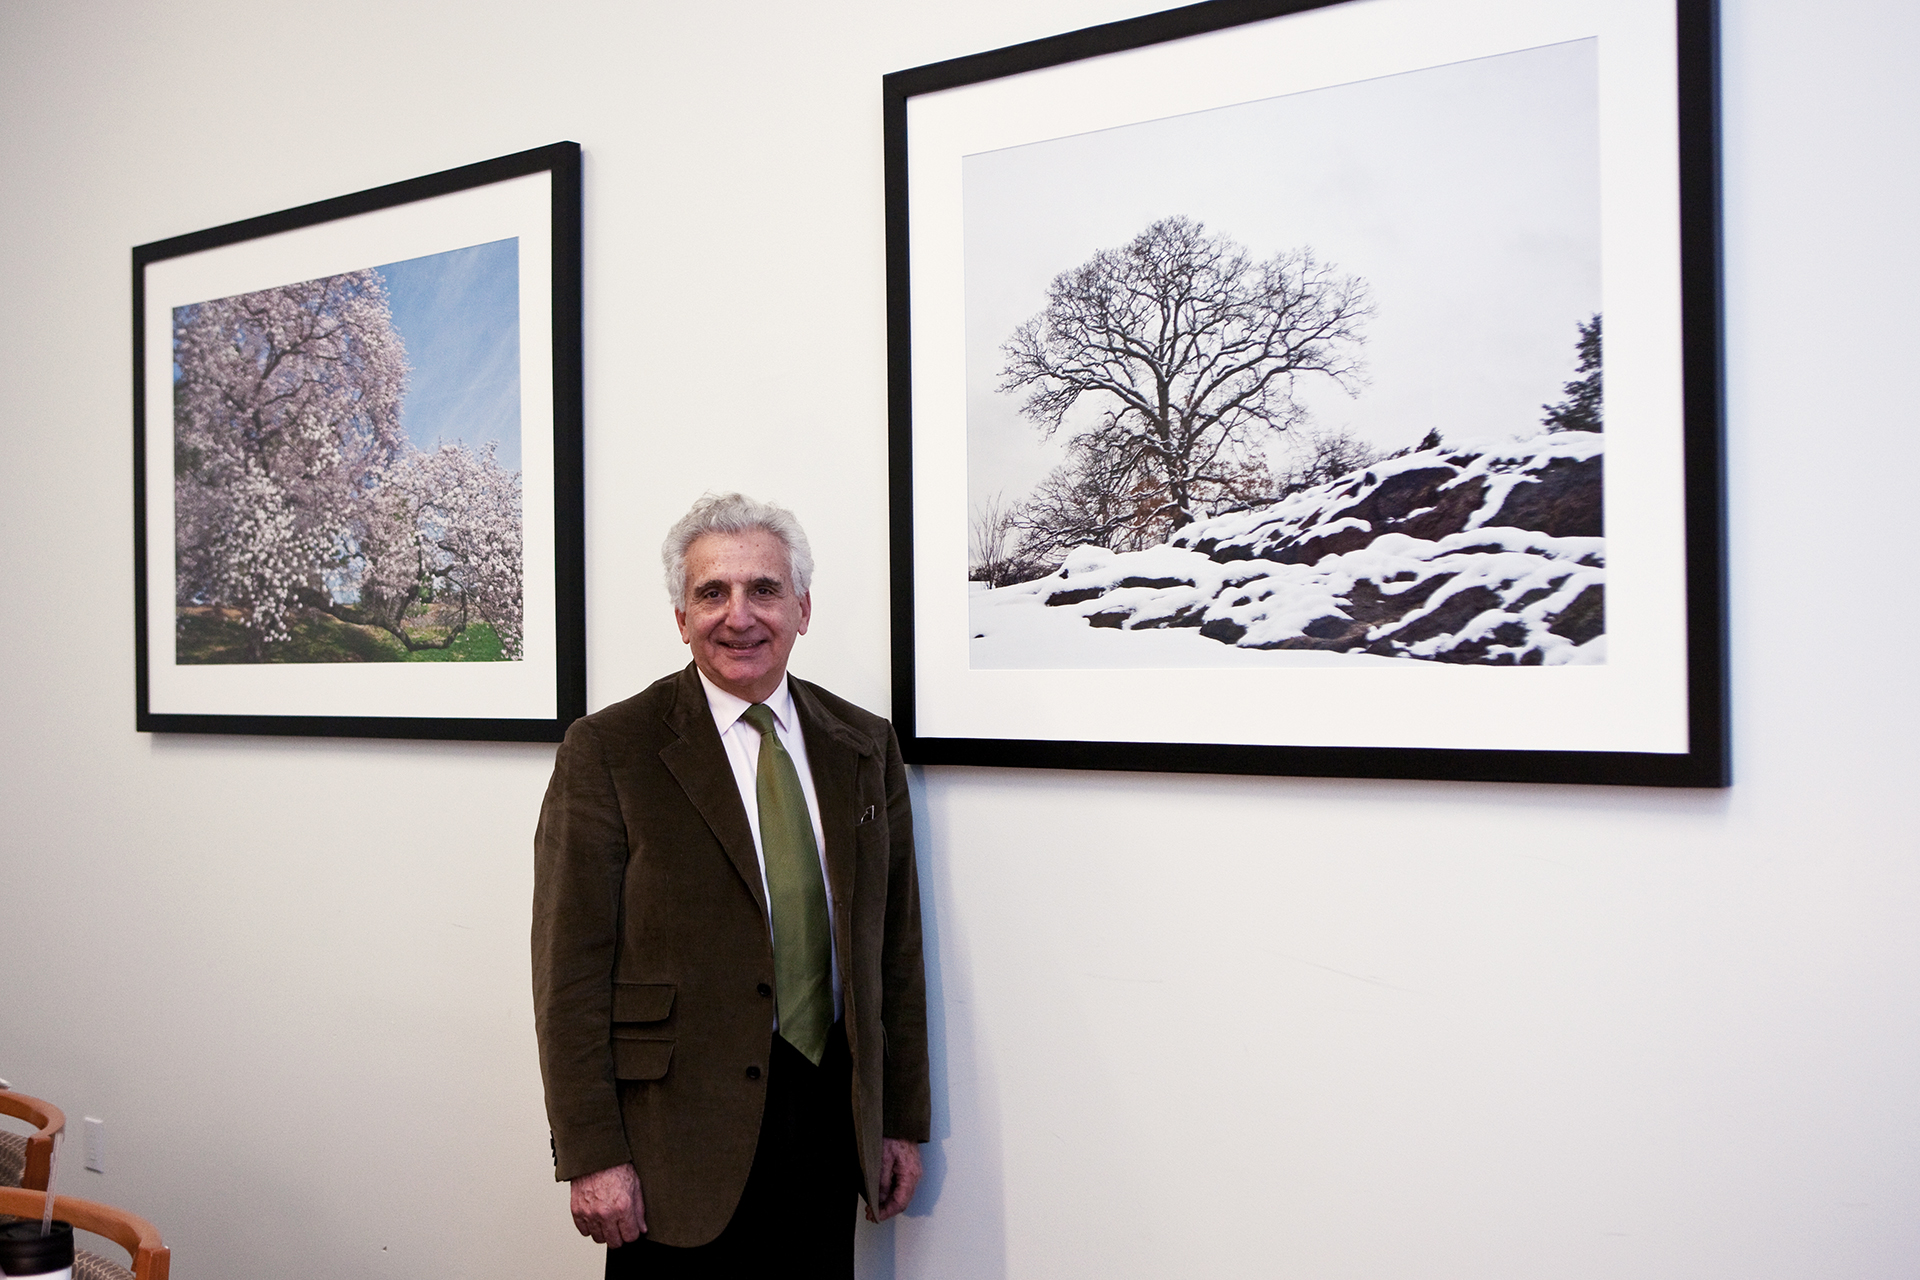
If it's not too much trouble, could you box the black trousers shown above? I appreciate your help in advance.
[607,1021,860,1279]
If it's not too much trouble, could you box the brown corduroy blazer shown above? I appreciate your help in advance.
[531,663,931,1247]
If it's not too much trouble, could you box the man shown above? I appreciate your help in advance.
[532,493,930,1276]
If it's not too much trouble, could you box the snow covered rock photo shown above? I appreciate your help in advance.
[970,432,1604,667]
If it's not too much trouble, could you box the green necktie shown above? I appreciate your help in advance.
[741,702,833,1065]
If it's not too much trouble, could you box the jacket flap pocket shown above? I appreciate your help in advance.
[612,982,675,1023]
[611,1036,674,1081]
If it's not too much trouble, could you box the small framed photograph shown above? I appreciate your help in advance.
[134,142,584,741]
[885,0,1726,786]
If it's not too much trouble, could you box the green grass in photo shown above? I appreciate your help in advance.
[175,609,506,664]
[402,623,504,662]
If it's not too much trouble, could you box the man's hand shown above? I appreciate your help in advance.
[866,1137,923,1223]
[570,1162,646,1245]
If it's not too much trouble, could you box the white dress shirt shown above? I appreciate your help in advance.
[695,668,843,1023]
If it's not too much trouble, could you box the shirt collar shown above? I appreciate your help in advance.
[695,667,796,735]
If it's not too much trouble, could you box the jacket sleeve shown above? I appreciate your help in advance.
[879,723,933,1142]
[531,717,637,1181]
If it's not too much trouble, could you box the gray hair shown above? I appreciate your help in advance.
[662,492,815,607]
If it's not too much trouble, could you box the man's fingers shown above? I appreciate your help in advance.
[872,1139,924,1222]
[621,1178,647,1240]
[593,1198,643,1246]
[579,1207,618,1245]
[569,1162,646,1245]
[583,1205,639,1246]
[876,1178,914,1221]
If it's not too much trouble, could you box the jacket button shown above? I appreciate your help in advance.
[756,982,772,998]
[746,1065,762,1080]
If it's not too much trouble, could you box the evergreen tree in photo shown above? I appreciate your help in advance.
[1542,313,1602,433]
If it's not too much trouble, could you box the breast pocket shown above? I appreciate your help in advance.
[612,981,675,1081]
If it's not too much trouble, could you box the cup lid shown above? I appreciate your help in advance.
[0,1219,75,1274]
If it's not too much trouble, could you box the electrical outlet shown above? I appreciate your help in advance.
[83,1117,104,1173]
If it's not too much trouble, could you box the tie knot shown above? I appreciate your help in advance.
[741,702,777,737]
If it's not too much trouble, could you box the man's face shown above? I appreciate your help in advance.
[675,528,812,704]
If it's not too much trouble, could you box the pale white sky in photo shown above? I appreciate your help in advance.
[964,37,1601,515]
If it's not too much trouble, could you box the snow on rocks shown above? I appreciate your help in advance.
[973,432,1605,666]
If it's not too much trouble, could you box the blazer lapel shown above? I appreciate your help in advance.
[658,664,769,920]
[791,679,870,940]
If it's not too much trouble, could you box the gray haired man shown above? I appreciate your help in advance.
[532,493,929,1276]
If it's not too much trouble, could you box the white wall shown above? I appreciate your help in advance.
[2,1,1915,1277]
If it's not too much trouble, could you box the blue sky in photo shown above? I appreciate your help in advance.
[376,237,521,473]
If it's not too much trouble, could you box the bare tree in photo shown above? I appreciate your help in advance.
[997,216,1372,557]
[968,493,1016,586]
[1008,433,1168,568]
[1273,424,1387,497]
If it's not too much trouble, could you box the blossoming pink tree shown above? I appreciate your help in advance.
[349,442,524,658]
[174,270,523,661]
[174,270,410,657]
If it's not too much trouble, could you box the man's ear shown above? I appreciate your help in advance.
[674,608,691,643]
[797,593,811,635]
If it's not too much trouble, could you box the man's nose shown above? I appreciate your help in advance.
[721,588,755,627]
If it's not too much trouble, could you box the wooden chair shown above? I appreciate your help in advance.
[0,1186,169,1280]
[0,1090,64,1191]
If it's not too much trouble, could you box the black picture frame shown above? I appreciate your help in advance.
[885,1,1726,786]
[134,142,585,741]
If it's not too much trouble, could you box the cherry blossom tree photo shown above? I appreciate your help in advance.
[172,239,524,663]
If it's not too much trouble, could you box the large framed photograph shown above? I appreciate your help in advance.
[885,0,1726,786]
[134,142,584,741]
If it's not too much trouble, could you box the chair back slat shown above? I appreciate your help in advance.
[75,1247,137,1280]
[0,1132,27,1187]
[0,1091,65,1193]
